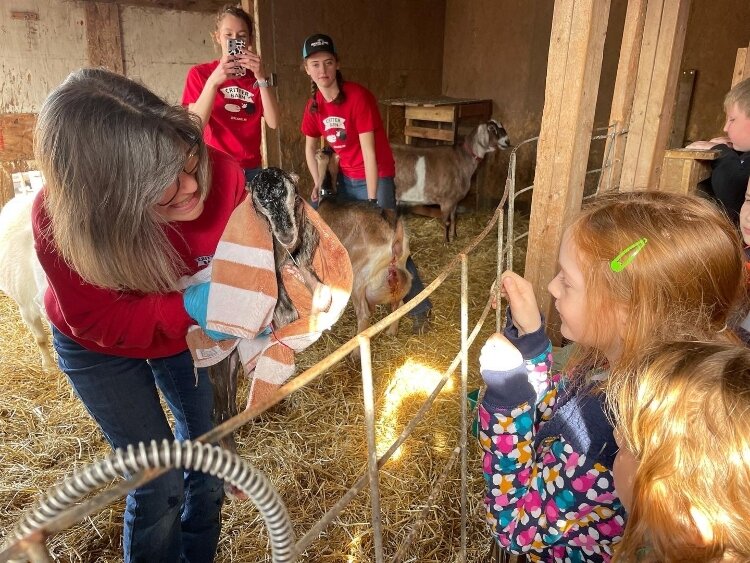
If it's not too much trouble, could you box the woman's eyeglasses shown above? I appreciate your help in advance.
[157,143,200,207]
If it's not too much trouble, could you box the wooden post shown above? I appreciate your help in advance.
[732,44,749,87]
[601,0,648,192]
[524,0,611,343]
[84,2,124,74]
[618,0,691,191]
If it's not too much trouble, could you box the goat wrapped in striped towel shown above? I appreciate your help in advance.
[184,167,353,414]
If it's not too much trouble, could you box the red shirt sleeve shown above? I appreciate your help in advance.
[181,64,206,106]
[350,86,381,135]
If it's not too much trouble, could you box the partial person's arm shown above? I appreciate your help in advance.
[241,50,279,129]
[684,136,733,150]
[305,135,322,203]
[184,56,234,130]
[359,131,378,200]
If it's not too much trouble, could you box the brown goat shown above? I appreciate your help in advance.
[315,148,413,343]
[314,181,411,351]
[393,120,511,242]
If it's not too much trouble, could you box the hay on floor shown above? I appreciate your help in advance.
[0,208,529,562]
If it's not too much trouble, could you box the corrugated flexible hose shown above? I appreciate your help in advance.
[10,439,295,562]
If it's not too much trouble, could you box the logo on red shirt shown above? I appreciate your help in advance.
[323,116,347,145]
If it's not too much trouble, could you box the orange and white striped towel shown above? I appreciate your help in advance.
[185,196,352,408]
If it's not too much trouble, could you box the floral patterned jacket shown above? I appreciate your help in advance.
[478,319,626,562]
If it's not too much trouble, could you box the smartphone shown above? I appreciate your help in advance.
[227,38,246,77]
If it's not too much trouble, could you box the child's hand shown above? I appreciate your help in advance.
[499,271,542,335]
[480,333,523,374]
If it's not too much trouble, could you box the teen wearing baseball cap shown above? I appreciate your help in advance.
[300,33,433,335]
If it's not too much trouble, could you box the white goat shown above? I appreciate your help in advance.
[393,120,511,242]
[0,195,54,369]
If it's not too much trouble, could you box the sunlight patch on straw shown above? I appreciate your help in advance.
[376,359,455,461]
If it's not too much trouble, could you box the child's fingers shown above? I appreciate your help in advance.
[500,271,542,335]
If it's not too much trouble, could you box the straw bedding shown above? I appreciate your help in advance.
[0,209,529,562]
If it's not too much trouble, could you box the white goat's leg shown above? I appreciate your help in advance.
[18,304,54,370]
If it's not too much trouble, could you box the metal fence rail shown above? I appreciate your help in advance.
[1,126,621,563]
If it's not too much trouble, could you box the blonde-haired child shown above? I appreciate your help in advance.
[686,77,750,223]
[479,190,746,561]
[610,340,750,562]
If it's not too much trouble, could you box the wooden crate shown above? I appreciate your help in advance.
[659,148,718,194]
[382,97,493,145]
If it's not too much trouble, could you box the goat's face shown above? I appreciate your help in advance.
[250,167,302,250]
[486,120,511,151]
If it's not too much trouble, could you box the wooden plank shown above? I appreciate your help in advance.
[663,148,719,160]
[601,0,647,192]
[620,0,691,191]
[404,125,455,143]
[85,3,124,74]
[618,0,664,190]
[0,113,36,161]
[79,0,228,12]
[733,47,749,87]
[667,68,696,149]
[525,0,611,343]
[404,105,456,123]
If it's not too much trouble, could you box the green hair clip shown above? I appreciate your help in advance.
[610,238,648,272]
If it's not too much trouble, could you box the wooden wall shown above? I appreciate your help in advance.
[0,0,217,204]
[681,1,750,142]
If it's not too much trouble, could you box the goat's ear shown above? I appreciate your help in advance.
[391,217,406,258]
[288,172,300,184]
[476,124,489,149]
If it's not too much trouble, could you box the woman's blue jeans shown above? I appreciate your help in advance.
[52,327,223,563]
[336,174,432,317]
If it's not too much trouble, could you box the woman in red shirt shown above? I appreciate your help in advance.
[182,4,279,183]
[300,34,433,334]
[32,68,254,562]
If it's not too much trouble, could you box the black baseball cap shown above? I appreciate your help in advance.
[303,34,336,58]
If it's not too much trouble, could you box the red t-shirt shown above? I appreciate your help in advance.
[301,81,395,179]
[182,60,265,169]
[32,148,247,359]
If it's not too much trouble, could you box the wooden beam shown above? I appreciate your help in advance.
[601,0,648,192]
[667,68,696,149]
[84,3,124,74]
[732,46,749,88]
[524,0,611,343]
[619,0,691,191]
[79,0,227,12]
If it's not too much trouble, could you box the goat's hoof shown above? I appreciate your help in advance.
[411,310,433,335]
